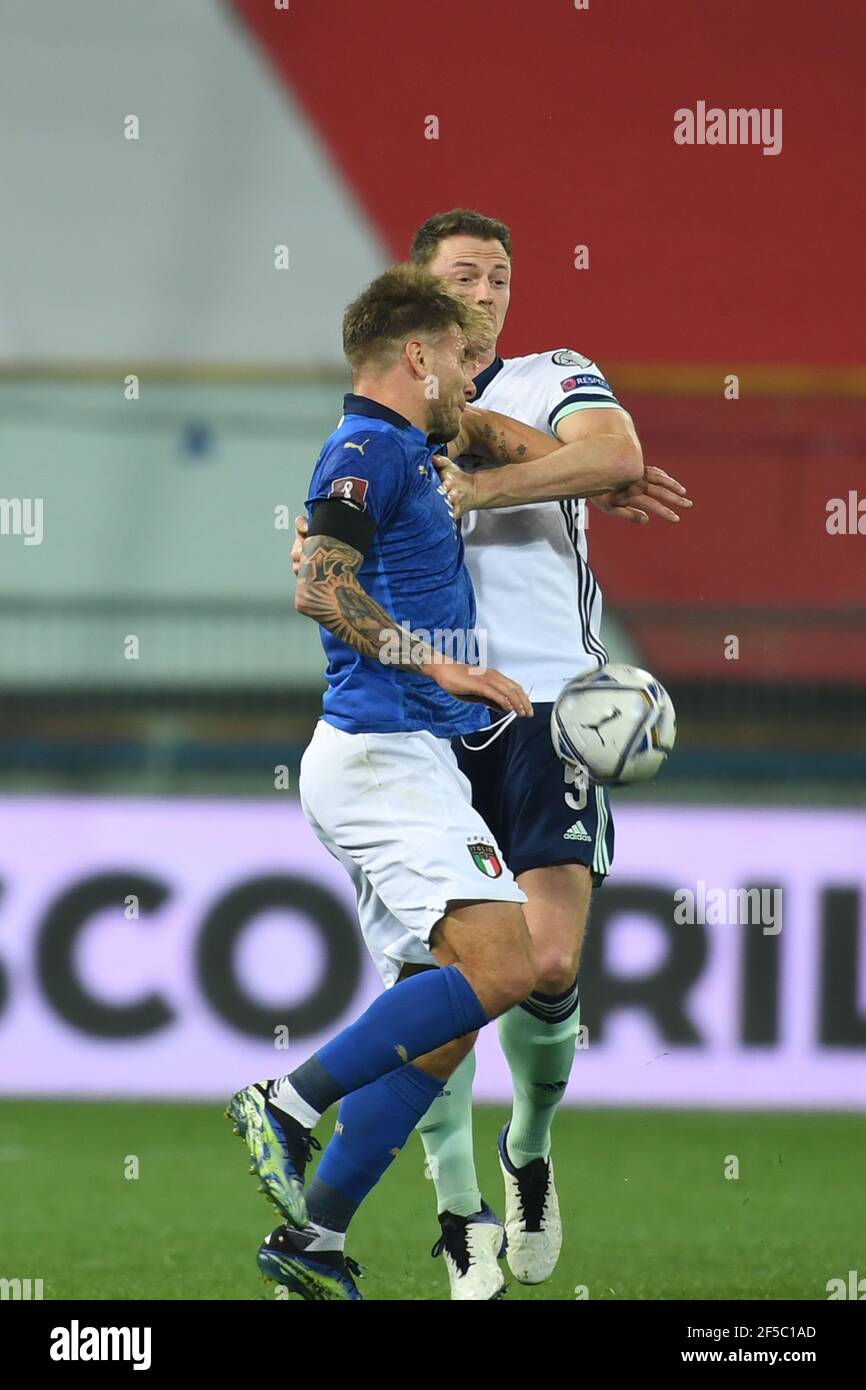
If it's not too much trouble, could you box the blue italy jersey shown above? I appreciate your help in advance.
[305,395,487,738]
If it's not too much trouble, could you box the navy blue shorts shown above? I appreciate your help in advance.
[452,703,615,882]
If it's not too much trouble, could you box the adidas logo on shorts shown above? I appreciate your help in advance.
[563,820,592,842]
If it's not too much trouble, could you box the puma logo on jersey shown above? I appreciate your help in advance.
[343,438,371,455]
[563,820,592,842]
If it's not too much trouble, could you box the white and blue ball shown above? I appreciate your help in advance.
[550,663,676,786]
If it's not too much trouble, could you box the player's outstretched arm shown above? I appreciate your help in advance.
[295,532,532,715]
[439,406,645,513]
[439,408,692,522]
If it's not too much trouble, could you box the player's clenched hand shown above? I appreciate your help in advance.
[424,660,533,717]
[593,466,693,525]
[291,515,309,575]
[433,456,479,519]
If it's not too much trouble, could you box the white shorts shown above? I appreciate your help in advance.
[299,719,526,987]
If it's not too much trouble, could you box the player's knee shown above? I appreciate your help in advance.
[488,952,539,1016]
[535,948,581,995]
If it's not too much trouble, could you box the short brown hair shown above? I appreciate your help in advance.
[342,262,477,371]
[410,209,513,266]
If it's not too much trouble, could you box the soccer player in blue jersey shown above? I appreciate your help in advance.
[227,264,551,1298]
[287,221,690,1300]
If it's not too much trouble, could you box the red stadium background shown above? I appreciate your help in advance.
[233,0,866,683]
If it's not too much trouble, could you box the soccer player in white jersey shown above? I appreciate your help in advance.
[404,209,691,1299]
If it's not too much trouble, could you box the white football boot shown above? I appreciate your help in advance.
[498,1123,562,1284]
[431,1202,507,1300]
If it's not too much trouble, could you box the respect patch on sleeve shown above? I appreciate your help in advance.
[329,476,370,511]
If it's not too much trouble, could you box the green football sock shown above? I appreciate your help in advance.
[498,979,580,1166]
[416,1050,481,1217]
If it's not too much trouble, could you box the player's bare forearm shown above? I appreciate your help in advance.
[295,533,434,670]
[437,424,644,515]
[440,405,645,511]
[471,430,643,507]
[450,407,551,465]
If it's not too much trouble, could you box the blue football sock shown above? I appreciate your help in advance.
[306,1065,445,1233]
[288,964,486,1115]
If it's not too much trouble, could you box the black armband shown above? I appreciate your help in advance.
[308,499,377,557]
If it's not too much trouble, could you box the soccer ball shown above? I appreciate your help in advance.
[550,663,676,786]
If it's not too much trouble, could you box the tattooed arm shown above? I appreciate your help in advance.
[295,531,533,714]
[445,407,541,465]
[436,406,649,516]
[295,532,425,668]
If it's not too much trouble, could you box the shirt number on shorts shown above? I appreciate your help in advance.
[564,762,589,811]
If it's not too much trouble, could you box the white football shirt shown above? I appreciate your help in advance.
[462,348,624,702]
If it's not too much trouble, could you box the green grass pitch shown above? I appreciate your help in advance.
[2,1100,862,1300]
